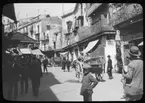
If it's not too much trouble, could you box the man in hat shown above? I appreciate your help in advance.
[122,46,143,101]
[80,63,98,101]
[107,55,113,79]
[30,55,42,97]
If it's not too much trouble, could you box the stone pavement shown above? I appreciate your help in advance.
[3,66,125,101]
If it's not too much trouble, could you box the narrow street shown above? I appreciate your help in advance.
[6,67,125,101]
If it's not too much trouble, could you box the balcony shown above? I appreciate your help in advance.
[110,3,143,26]
[91,15,114,35]
[86,3,102,17]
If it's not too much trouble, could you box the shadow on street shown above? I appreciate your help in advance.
[3,72,61,101]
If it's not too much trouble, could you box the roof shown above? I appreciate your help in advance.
[11,32,37,43]
[61,3,79,18]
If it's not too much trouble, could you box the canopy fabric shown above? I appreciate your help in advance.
[138,41,143,46]
[90,44,104,58]
[73,51,77,61]
[60,52,68,55]
[20,48,32,54]
[3,4,16,22]
[31,49,44,56]
[11,32,37,43]
[82,39,99,54]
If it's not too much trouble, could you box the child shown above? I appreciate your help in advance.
[80,63,98,101]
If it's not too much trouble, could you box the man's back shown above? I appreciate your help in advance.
[129,59,143,90]
[30,59,42,78]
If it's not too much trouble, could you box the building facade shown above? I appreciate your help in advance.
[108,3,143,69]
[61,3,90,61]
[17,15,62,51]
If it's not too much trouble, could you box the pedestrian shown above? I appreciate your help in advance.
[30,55,42,97]
[66,58,71,72]
[80,63,98,101]
[19,55,29,95]
[43,57,48,73]
[76,57,83,82]
[7,55,20,100]
[122,46,143,101]
[107,55,113,79]
[62,57,66,72]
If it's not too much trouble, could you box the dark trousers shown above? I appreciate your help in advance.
[20,76,28,94]
[31,77,40,96]
[7,80,18,100]
[43,65,48,73]
[83,92,92,101]
[62,63,66,71]
[67,63,70,72]
[107,69,113,78]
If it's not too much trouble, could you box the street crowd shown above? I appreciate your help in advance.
[3,46,143,101]
[2,50,53,101]
[61,46,143,101]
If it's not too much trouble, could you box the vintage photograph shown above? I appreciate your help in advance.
[2,3,143,101]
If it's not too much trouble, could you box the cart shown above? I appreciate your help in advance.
[84,57,104,81]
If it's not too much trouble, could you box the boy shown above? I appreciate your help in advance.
[80,63,98,101]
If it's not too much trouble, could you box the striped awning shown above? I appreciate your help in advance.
[31,49,44,56]
[82,39,99,54]
[20,48,32,54]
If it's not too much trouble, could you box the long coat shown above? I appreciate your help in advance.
[123,59,143,95]
[30,59,42,79]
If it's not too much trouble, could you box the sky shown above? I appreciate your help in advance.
[14,3,76,20]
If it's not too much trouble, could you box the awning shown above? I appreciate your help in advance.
[82,39,99,54]
[90,44,104,58]
[60,52,68,55]
[20,48,32,54]
[11,32,37,43]
[31,49,44,55]
[138,41,143,46]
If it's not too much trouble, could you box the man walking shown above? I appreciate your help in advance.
[19,55,29,95]
[30,55,42,97]
[7,55,20,100]
[80,63,98,101]
[66,58,71,72]
[43,57,48,73]
[107,55,113,79]
[62,57,66,72]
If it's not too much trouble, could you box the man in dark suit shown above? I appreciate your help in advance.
[107,55,113,79]
[30,55,42,97]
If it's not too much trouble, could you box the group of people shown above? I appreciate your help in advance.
[79,46,143,101]
[3,53,42,101]
[61,57,71,72]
